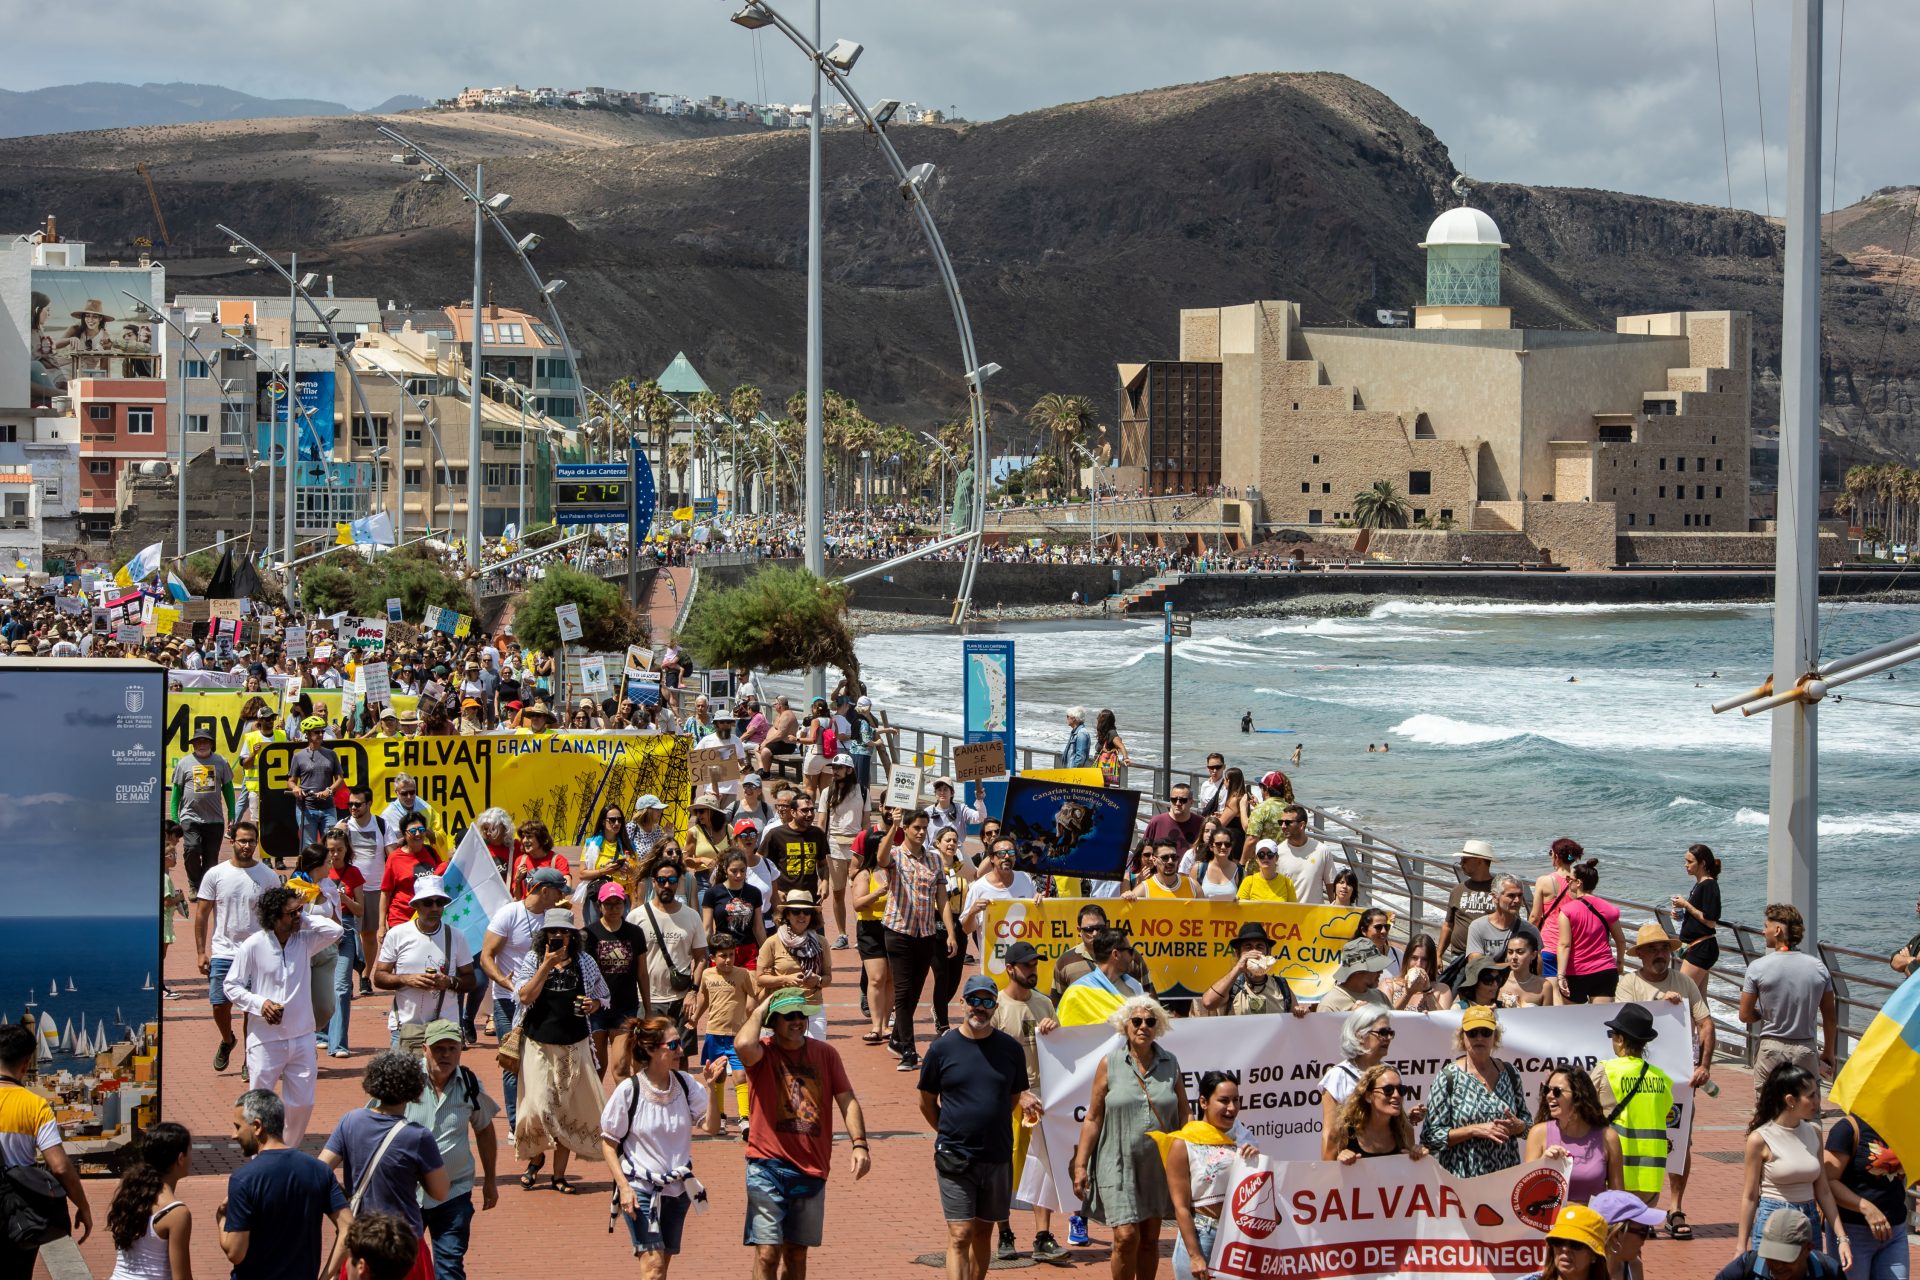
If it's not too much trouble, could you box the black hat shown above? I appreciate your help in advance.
[1231,921,1272,950]
[1602,1003,1659,1044]
[1004,941,1042,966]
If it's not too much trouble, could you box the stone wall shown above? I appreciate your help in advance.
[1616,531,1845,566]
[1514,499,1619,571]
[111,453,270,560]
[695,557,1158,617]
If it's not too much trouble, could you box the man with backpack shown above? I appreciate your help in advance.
[405,1021,499,1280]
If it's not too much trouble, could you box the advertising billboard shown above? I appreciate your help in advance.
[29,267,164,406]
[255,370,338,465]
[0,659,167,1166]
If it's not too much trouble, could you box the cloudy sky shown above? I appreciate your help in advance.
[12,0,1917,214]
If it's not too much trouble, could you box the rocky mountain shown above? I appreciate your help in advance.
[1,73,1913,473]
[0,82,431,139]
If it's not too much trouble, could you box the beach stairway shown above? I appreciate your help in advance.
[1112,572,1184,614]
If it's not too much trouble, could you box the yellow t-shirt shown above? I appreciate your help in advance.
[0,1083,60,1169]
[855,869,888,922]
[1142,875,1196,900]
[1238,872,1298,903]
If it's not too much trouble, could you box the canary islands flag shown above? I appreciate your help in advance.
[1830,971,1920,1174]
[114,541,163,588]
[334,512,396,547]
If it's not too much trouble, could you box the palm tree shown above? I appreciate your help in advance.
[669,442,692,509]
[1027,393,1097,488]
[1351,480,1411,530]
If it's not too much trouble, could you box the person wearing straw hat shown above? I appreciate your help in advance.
[55,299,115,376]
[1618,919,1715,1237]
[507,907,609,1194]
[513,699,557,736]
[757,888,832,1042]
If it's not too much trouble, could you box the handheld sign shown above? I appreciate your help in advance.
[690,745,743,787]
[555,603,583,643]
[208,598,244,622]
[885,764,924,811]
[579,657,609,695]
[385,597,404,623]
[953,739,1008,784]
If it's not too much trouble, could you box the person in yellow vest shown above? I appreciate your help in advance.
[1587,1003,1675,1206]
[237,704,287,825]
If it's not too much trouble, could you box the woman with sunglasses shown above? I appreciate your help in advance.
[1167,1071,1261,1280]
[377,817,448,943]
[1236,841,1298,903]
[1324,1063,1426,1163]
[756,890,832,1040]
[510,907,610,1194]
[1419,1005,1528,1178]
[598,1015,729,1270]
[1525,1070,1623,1205]
[1192,832,1241,901]
[582,804,641,904]
[1073,994,1187,1280]
[1318,1010,1423,1135]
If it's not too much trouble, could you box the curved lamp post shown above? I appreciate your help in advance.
[356,357,452,538]
[122,291,253,558]
[726,0,993,625]
[215,224,379,601]
[377,126,587,430]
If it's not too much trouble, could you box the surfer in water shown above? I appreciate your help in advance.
[1241,710,1253,734]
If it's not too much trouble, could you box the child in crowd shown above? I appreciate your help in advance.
[691,932,756,1137]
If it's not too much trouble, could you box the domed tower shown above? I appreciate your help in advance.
[1415,207,1511,330]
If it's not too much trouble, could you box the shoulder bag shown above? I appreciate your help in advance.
[348,1116,413,1215]
[645,900,695,993]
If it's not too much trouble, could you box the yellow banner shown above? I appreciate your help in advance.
[256,732,690,860]
[165,688,422,777]
[980,897,1367,1002]
[1022,767,1104,786]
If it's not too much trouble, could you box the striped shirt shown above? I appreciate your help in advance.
[883,841,947,938]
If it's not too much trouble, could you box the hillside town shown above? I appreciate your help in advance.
[438,84,954,129]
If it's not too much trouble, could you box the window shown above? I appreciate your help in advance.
[1306,509,1324,525]
[88,460,114,475]
[1310,455,1320,465]
[1627,513,1637,527]
[483,429,522,447]
[1697,457,1706,472]
[436,466,467,487]
[126,408,155,435]
[1439,509,1453,521]
[1412,509,1426,523]
[0,424,13,443]
[482,463,525,487]
[532,324,559,344]
[537,396,574,417]
[1643,399,1676,416]
[1597,425,1632,443]
[1715,458,1723,472]
[1300,482,1309,494]
[88,405,113,422]
[1648,514,1657,527]
[186,414,209,434]
[1715,486,1723,499]
[6,497,25,519]
[404,467,424,486]
[1696,485,1705,500]
[1321,482,1331,494]
[405,377,441,398]
[403,427,423,446]
[180,359,209,379]
[1704,514,1712,527]
[480,322,525,345]
[1658,458,1666,470]
[1408,470,1432,496]
[1658,486,1666,498]
[352,415,390,448]
[1676,457,1687,471]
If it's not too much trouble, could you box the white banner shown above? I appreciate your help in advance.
[1209,1153,1567,1280]
[1029,1002,1692,1212]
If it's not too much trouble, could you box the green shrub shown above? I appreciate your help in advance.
[510,564,647,652]
[678,565,858,686]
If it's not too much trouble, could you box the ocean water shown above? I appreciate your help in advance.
[0,916,162,1073]
[841,599,1920,960]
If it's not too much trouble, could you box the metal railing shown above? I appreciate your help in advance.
[874,713,1899,1070]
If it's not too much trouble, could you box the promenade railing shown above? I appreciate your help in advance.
[876,715,1898,1070]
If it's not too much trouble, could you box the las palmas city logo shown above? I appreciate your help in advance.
[124,684,145,714]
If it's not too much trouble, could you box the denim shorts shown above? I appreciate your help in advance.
[622,1187,691,1256]
[208,957,234,1007]
[744,1157,827,1248]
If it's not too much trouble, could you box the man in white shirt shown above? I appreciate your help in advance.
[1269,804,1335,904]
[1193,752,1229,817]
[223,884,344,1147]
[477,867,568,1131]
[378,774,435,851]
[339,785,388,996]
[373,875,475,1050]
[924,777,981,844]
[194,820,281,1073]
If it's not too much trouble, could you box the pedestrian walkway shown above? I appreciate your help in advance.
[63,938,1826,1279]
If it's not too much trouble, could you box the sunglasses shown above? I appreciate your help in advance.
[655,875,681,886]
[1169,797,1191,806]
[1211,840,1233,849]
[663,1039,684,1054]
[1544,1085,1567,1098]
[1079,924,1102,934]
[772,1011,808,1022]
[1367,1027,1396,1040]
[1256,851,1277,861]
[964,994,998,1009]
[605,814,624,823]
[1372,1083,1407,1099]
[1128,1017,1157,1028]
[1465,1028,1495,1040]
[1625,1224,1657,1241]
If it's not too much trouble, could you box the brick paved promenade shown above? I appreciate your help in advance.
[50,914,1835,1280]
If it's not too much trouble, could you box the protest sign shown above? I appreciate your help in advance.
[689,745,744,788]
[1024,1002,1694,1214]
[1208,1153,1564,1280]
[345,617,388,651]
[624,644,653,675]
[385,597,404,623]
[163,690,278,774]
[953,739,1008,784]
[150,605,179,635]
[115,623,142,645]
[256,731,691,862]
[55,595,84,615]
[282,626,308,659]
[423,604,467,636]
[208,598,244,622]
[357,661,391,707]
[999,776,1140,879]
[981,898,1362,1001]
[626,670,662,707]
[885,763,923,810]
[555,603,583,643]
[580,657,609,695]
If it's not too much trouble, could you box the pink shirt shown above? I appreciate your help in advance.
[1538,873,1570,954]
[1561,894,1621,976]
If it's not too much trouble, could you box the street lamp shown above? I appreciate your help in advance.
[725,0,994,624]
[128,293,255,558]
[484,374,536,536]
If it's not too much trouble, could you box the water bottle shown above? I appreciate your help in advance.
[1068,1212,1089,1246]
[1699,1078,1721,1098]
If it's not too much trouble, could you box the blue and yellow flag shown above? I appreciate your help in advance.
[1830,972,1920,1174]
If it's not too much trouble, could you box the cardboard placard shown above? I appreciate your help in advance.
[283,626,308,659]
[623,643,653,676]
[952,740,1007,784]
[689,745,743,787]
[579,657,609,695]
[208,598,244,621]
[357,661,391,706]
[885,764,924,810]
[555,603,583,643]
[114,623,143,645]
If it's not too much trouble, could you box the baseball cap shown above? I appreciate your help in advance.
[732,819,760,837]
[633,794,666,811]
[768,990,819,1018]
[741,773,763,788]
[962,974,999,1001]
[1004,941,1042,966]
[411,874,450,903]
[190,727,215,743]
[1459,1004,1500,1034]
[1588,1191,1666,1232]
[1757,1207,1813,1261]
[597,881,629,903]
[422,1019,464,1047]
[525,867,567,891]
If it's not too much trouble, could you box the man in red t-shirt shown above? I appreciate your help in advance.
[735,989,872,1272]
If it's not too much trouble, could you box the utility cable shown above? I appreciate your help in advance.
[1711,0,1735,209]
[1750,0,1772,217]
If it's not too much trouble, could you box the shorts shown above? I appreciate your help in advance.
[744,1157,828,1248]
[936,1158,1013,1224]
[208,957,234,1006]
[1563,968,1620,1003]
[1680,935,1720,970]
[622,1187,691,1256]
[590,1005,638,1034]
[803,754,829,778]
[703,1033,742,1071]
[856,919,887,960]
[766,741,798,757]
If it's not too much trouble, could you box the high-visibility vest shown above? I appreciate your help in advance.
[1601,1055,1674,1195]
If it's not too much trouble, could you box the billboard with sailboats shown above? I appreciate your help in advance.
[0,660,166,1169]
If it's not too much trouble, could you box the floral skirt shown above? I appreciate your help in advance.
[514,1037,606,1159]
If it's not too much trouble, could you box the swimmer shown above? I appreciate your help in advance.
[1567,676,1579,683]
[1290,742,1302,767]
[1241,710,1253,734]
[1380,742,1389,754]
[1367,744,1377,753]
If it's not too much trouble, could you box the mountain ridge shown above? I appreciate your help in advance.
[0,81,425,138]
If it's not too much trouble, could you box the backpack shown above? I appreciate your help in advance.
[818,716,838,758]
[612,1072,693,1179]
